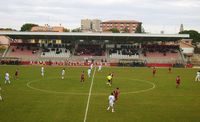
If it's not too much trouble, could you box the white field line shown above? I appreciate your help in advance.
[83,67,96,122]
[26,77,156,95]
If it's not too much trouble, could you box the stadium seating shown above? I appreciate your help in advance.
[6,44,39,60]
[74,44,105,56]
[109,45,139,59]
[41,48,71,58]
[141,44,183,63]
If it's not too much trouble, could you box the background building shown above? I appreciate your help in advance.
[92,19,101,32]
[180,24,184,32]
[101,20,142,33]
[31,24,65,32]
[81,19,101,32]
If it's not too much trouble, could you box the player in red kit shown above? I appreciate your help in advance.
[152,67,156,77]
[80,71,85,83]
[168,67,172,73]
[14,68,19,79]
[113,87,120,101]
[176,75,181,88]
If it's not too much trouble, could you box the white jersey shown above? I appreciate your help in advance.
[108,95,115,103]
[41,67,44,73]
[197,72,200,76]
[98,64,102,69]
[5,73,9,79]
[62,70,65,75]
[90,64,93,69]
[88,69,91,74]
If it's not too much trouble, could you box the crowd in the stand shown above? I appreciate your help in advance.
[109,45,139,56]
[10,43,39,54]
[142,44,179,56]
[75,44,105,56]
[42,43,73,55]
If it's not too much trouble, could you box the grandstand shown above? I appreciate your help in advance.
[0,32,190,67]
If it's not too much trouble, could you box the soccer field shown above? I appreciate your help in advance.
[0,65,200,122]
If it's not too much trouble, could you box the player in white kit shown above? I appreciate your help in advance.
[0,85,3,101]
[195,71,200,81]
[90,63,93,70]
[5,72,11,84]
[88,68,92,78]
[41,66,44,77]
[107,92,115,112]
[61,68,65,79]
[98,63,102,72]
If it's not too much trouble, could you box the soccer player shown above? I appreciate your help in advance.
[98,63,102,72]
[41,66,44,77]
[113,87,120,101]
[88,68,91,78]
[0,85,3,101]
[61,68,65,79]
[176,75,181,88]
[106,74,112,86]
[110,72,114,84]
[107,92,115,112]
[14,68,19,79]
[168,67,172,73]
[80,71,85,83]
[195,71,200,82]
[90,63,93,70]
[5,72,11,84]
[152,67,156,77]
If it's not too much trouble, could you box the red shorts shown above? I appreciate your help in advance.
[176,81,180,84]
[115,95,118,100]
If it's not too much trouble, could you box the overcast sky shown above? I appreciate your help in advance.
[0,0,199,33]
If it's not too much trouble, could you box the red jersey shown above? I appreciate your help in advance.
[153,69,156,74]
[176,77,180,83]
[169,67,171,72]
[15,70,19,76]
[114,90,120,97]
[81,73,85,79]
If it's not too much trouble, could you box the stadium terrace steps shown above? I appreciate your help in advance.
[6,46,40,60]
[109,53,139,59]
[41,48,71,58]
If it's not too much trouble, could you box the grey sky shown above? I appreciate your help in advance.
[0,0,199,33]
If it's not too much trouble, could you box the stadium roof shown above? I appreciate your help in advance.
[0,31,190,42]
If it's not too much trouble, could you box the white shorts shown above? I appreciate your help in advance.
[109,102,114,107]
[5,77,9,81]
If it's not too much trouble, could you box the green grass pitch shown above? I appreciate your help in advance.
[0,65,200,122]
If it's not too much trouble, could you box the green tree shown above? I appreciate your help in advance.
[109,28,120,33]
[64,28,70,32]
[135,24,142,33]
[179,30,200,43]
[71,28,82,32]
[141,26,145,33]
[122,27,129,33]
[20,23,38,31]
